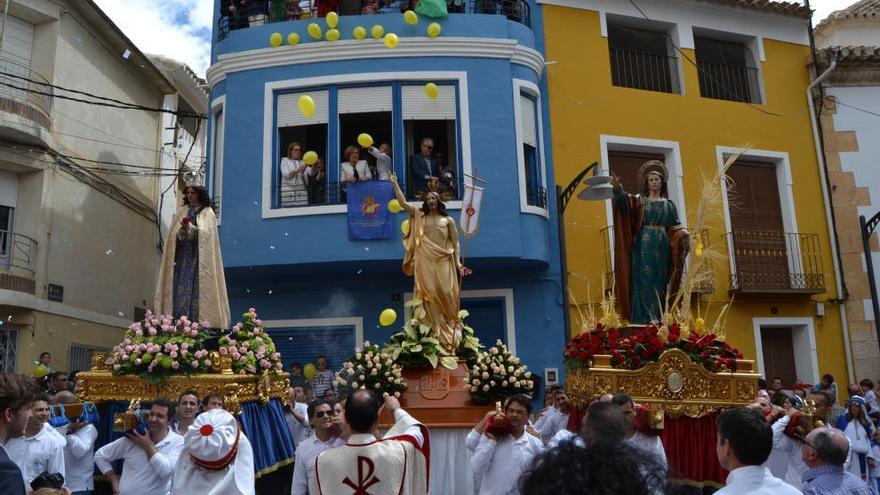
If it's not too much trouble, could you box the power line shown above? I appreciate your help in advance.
[9,145,189,173]
[834,99,880,119]
[625,0,800,119]
[2,146,185,177]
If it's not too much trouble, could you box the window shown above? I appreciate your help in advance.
[402,85,459,200]
[268,326,356,372]
[338,86,393,188]
[210,103,225,218]
[0,16,35,104]
[69,344,111,374]
[0,328,16,373]
[519,94,543,207]
[277,91,329,207]
[0,206,12,260]
[607,18,678,94]
[694,35,761,103]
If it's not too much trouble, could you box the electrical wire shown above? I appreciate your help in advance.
[625,0,801,119]
[1,146,184,177]
[8,145,188,173]
[834,99,880,119]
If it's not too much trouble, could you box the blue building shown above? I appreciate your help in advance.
[206,0,566,393]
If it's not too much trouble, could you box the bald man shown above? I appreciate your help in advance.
[801,427,873,494]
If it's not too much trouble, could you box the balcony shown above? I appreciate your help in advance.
[217,0,531,40]
[725,231,825,294]
[696,60,760,104]
[274,176,465,209]
[609,47,677,94]
[0,58,52,129]
[0,230,37,294]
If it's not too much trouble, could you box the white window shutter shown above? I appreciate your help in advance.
[0,17,34,66]
[277,91,329,126]
[338,86,392,114]
[520,95,537,147]
[0,170,18,207]
[401,85,456,120]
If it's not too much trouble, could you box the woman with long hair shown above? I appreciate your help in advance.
[837,395,876,481]
[611,161,689,323]
[280,141,308,206]
[154,185,230,329]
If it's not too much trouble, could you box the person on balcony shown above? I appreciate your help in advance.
[361,0,380,14]
[247,0,269,26]
[366,143,392,180]
[220,0,248,31]
[611,160,689,324]
[305,158,326,204]
[408,137,436,198]
[281,142,308,207]
[314,0,338,17]
[380,0,402,14]
[340,145,372,201]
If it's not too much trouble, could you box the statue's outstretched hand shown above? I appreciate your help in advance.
[389,173,398,185]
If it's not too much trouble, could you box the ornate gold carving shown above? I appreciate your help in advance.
[568,349,759,418]
[91,352,109,371]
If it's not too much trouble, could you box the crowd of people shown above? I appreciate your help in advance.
[278,137,457,207]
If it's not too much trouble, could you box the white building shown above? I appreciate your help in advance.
[814,0,880,382]
[0,0,206,374]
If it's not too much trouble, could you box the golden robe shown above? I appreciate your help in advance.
[155,206,230,329]
[402,209,461,352]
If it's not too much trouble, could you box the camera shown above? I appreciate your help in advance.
[30,471,64,490]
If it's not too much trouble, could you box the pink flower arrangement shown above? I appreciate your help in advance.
[218,309,284,375]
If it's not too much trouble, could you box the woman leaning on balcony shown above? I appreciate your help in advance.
[611,160,689,324]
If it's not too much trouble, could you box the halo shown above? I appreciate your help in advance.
[637,160,668,188]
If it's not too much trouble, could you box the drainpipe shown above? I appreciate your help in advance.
[806,52,853,383]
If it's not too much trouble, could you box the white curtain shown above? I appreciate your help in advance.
[429,428,477,495]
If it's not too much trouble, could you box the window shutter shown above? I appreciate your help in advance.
[760,327,797,387]
[401,85,456,120]
[267,326,356,372]
[277,91,329,127]
[520,95,537,147]
[0,170,18,207]
[338,86,392,114]
[607,150,664,194]
[0,17,34,66]
[727,160,784,233]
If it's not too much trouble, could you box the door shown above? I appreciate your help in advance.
[760,327,797,388]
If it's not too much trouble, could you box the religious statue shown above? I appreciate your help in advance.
[390,174,466,353]
[155,185,231,329]
[612,160,689,324]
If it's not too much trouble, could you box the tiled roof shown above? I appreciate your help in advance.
[817,45,880,62]
[816,0,880,30]
[693,0,812,19]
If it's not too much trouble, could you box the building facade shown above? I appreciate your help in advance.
[207,0,567,389]
[543,0,853,388]
[0,0,206,374]
[814,0,880,382]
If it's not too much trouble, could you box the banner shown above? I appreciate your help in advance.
[460,184,484,237]
[347,181,394,240]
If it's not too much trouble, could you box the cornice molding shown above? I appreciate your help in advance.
[207,37,544,86]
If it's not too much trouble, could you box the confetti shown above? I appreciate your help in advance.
[364,247,370,252]
[62,240,72,245]
[253,201,258,205]
[288,337,293,341]
[268,290,273,295]
[105,249,114,255]
[284,232,289,237]
[74,36,83,44]
[269,245,275,250]
[246,289,251,294]
[117,312,124,317]
[357,269,363,274]
[122,49,131,59]
[57,146,65,152]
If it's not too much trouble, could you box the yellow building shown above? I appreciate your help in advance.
[543,0,855,389]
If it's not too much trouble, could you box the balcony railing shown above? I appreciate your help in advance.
[0,58,52,127]
[609,47,677,94]
[525,184,547,209]
[696,60,760,103]
[275,176,465,208]
[601,226,715,294]
[725,230,825,294]
[218,0,530,40]
[0,230,38,275]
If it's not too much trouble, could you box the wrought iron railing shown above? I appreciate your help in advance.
[275,176,465,208]
[696,60,760,103]
[609,47,677,94]
[0,230,38,275]
[526,184,547,209]
[725,230,825,293]
[0,58,52,125]
[218,0,531,40]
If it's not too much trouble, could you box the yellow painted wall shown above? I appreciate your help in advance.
[544,6,850,385]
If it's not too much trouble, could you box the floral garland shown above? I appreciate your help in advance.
[106,310,213,383]
[218,309,284,375]
[335,342,407,399]
[563,323,743,372]
[467,340,535,404]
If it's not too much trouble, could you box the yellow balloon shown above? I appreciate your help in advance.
[269,32,283,48]
[297,95,315,118]
[303,151,318,165]
[34,364,48,378]
[384,33,399,48]
[388,199,402,213]
[401,218,410,234]
[307,23,322,40]
[379,308,398,327]
[371,25,384,39]
[403,10,418,25]
[353,26,367,40]
[303,363,316,380]
[326,11,339,29]
[427,22,441,38]
[424,82,439,99]
[326,28,340,41]
[287,32,300,46]
[357,133,374,148]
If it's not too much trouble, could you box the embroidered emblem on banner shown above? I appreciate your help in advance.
[361,195,380,218]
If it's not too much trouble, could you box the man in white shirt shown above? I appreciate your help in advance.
[291,399,339,495]
[5,393,66,492]
[471,394,545,495]
[52,391,97,495]
[715,407,801,494]
[94,398,184,495]
[173,390,199,436]
[537,389,571,445]
[367,143,393,181]
[0,373,40,495]
[770,391,833,489]
[285,386,312,447]
[613,393,667,468]
[532,385,561,431]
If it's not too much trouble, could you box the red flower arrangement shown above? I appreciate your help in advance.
[563,323,743,373]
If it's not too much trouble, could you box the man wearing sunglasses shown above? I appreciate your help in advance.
[292,399,339,495]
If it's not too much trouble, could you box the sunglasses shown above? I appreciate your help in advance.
[314,410,334,418]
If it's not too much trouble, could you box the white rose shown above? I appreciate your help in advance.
[472,379,480,385]
[371,368,378,375]
[356,353,362,360]
[482,372,489,379]
[499,368,507,376]
[514,370,522,377]
[375,383,381,389]
[491,348,498,355]
[502,381,508,387]
[359,385,366,390]
[490,380,496,386]
[514,382,521,388]
[359,374,365,381]
[482,385,490,392]
[394,391,401,398]
[525,372,532,378]
[507,366,514,373]
[352,382,359,388]
[366,361,372,368]
[471,386,478,392]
